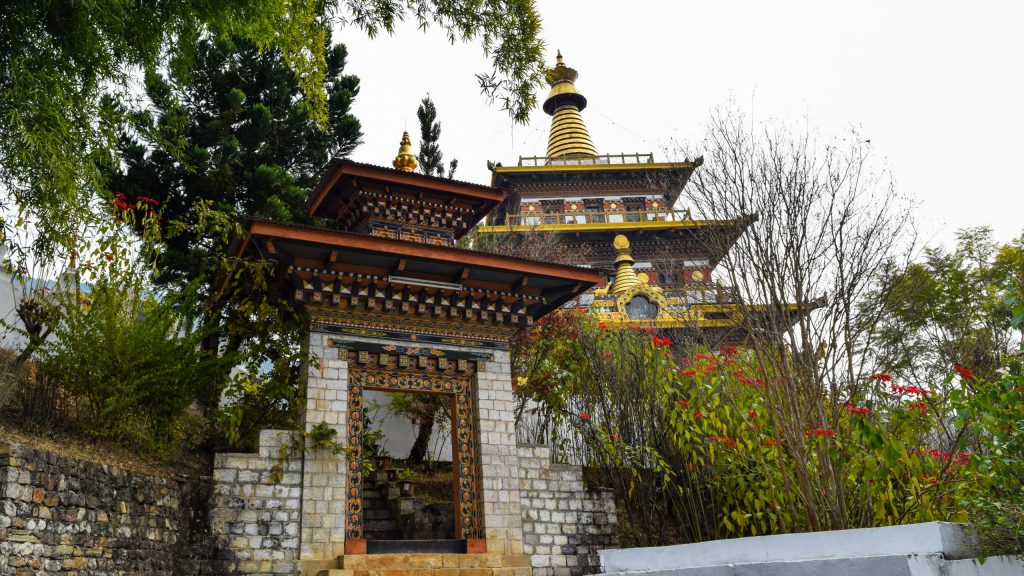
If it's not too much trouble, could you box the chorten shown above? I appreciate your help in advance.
[543,51,598,160]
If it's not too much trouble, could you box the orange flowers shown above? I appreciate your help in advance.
[869,373,894,382]
[652,336,673,347]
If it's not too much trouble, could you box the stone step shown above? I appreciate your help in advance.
[324,568,531,576]
[340,553,533,570]
[364,508,393,520]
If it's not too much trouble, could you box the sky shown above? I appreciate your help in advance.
[334,1,1024,250]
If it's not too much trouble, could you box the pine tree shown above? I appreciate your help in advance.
[110,35,362,291]
[416,95,458,178]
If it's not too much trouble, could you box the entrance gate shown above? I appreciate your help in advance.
[342,347,484,549]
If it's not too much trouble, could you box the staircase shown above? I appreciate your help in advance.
[363,475,402,541]
[363,470,456,542]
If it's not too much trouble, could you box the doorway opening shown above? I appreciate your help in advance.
[343,349,483,554]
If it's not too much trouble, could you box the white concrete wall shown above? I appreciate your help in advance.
[0,253,28,352]
[364,389,453,462]
[597,522,1023,576]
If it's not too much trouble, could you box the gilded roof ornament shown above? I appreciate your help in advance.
[543,51,597,159]
[610,235,642,295]
[393,131,418,172]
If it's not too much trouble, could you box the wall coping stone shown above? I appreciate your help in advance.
[598,522,981,573]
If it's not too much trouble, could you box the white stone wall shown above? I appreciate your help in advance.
[210,429,303,575]
[364,389,453,462]
[300,333,349,560]
[518,444,618,576]
[477,349,526,555]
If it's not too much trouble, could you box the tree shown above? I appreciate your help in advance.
[869,228,1023,386]
[416,95,458,178]
[1,0,545,262]
[673,104,917,532]
[104,35,361,439]
[110,35,362,290]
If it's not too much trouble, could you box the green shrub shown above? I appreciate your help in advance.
[39,278,227,455]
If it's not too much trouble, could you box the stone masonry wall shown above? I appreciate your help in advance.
[0,441,214,576]
[517,444,618,576]
[210,429,304,575]
[476,349,526,556]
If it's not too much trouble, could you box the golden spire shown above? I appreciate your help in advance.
[610,235,641,295]
[393,131,418,172]
[543,51,597,159]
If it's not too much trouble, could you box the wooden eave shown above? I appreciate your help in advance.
[307,160,505,237]
[246,219,600,314]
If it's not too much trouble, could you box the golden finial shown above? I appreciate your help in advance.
[610,235,641,295]
[393,131,418,172]
[543,51,597,159]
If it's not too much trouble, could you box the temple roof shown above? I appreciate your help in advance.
[243,219,601,324]
[306,159,503,239]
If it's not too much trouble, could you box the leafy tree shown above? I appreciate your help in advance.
[110,35,362,291]
[1,0,545,262]
[416,95,458,178]
[869,228,1024,391]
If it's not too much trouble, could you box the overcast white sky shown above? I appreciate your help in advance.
[334,1,1023,250]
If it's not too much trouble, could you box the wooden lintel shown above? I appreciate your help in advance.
[395,258,407,273]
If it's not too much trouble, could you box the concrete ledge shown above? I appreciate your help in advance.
[600,554,1024,576]
[598,523,981,573]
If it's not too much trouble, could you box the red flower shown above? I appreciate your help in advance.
[137,196,160,206]
[610,433,621,441]
[675,399,689,408]
[870,373,894,382]
[844,403,870,416]
[579,412,590,421]
[604,352,614,359]
[720,344,738,357]
[103,252,113,262]
[599,322,609,331]
[747,409,757,418]
[953,365,974,381]
[694,411,703,420]
[680,369,697,377]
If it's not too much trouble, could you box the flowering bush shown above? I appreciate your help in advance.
[513,310,1021,551]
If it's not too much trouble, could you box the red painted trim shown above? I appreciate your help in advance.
[344,538,367,555]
